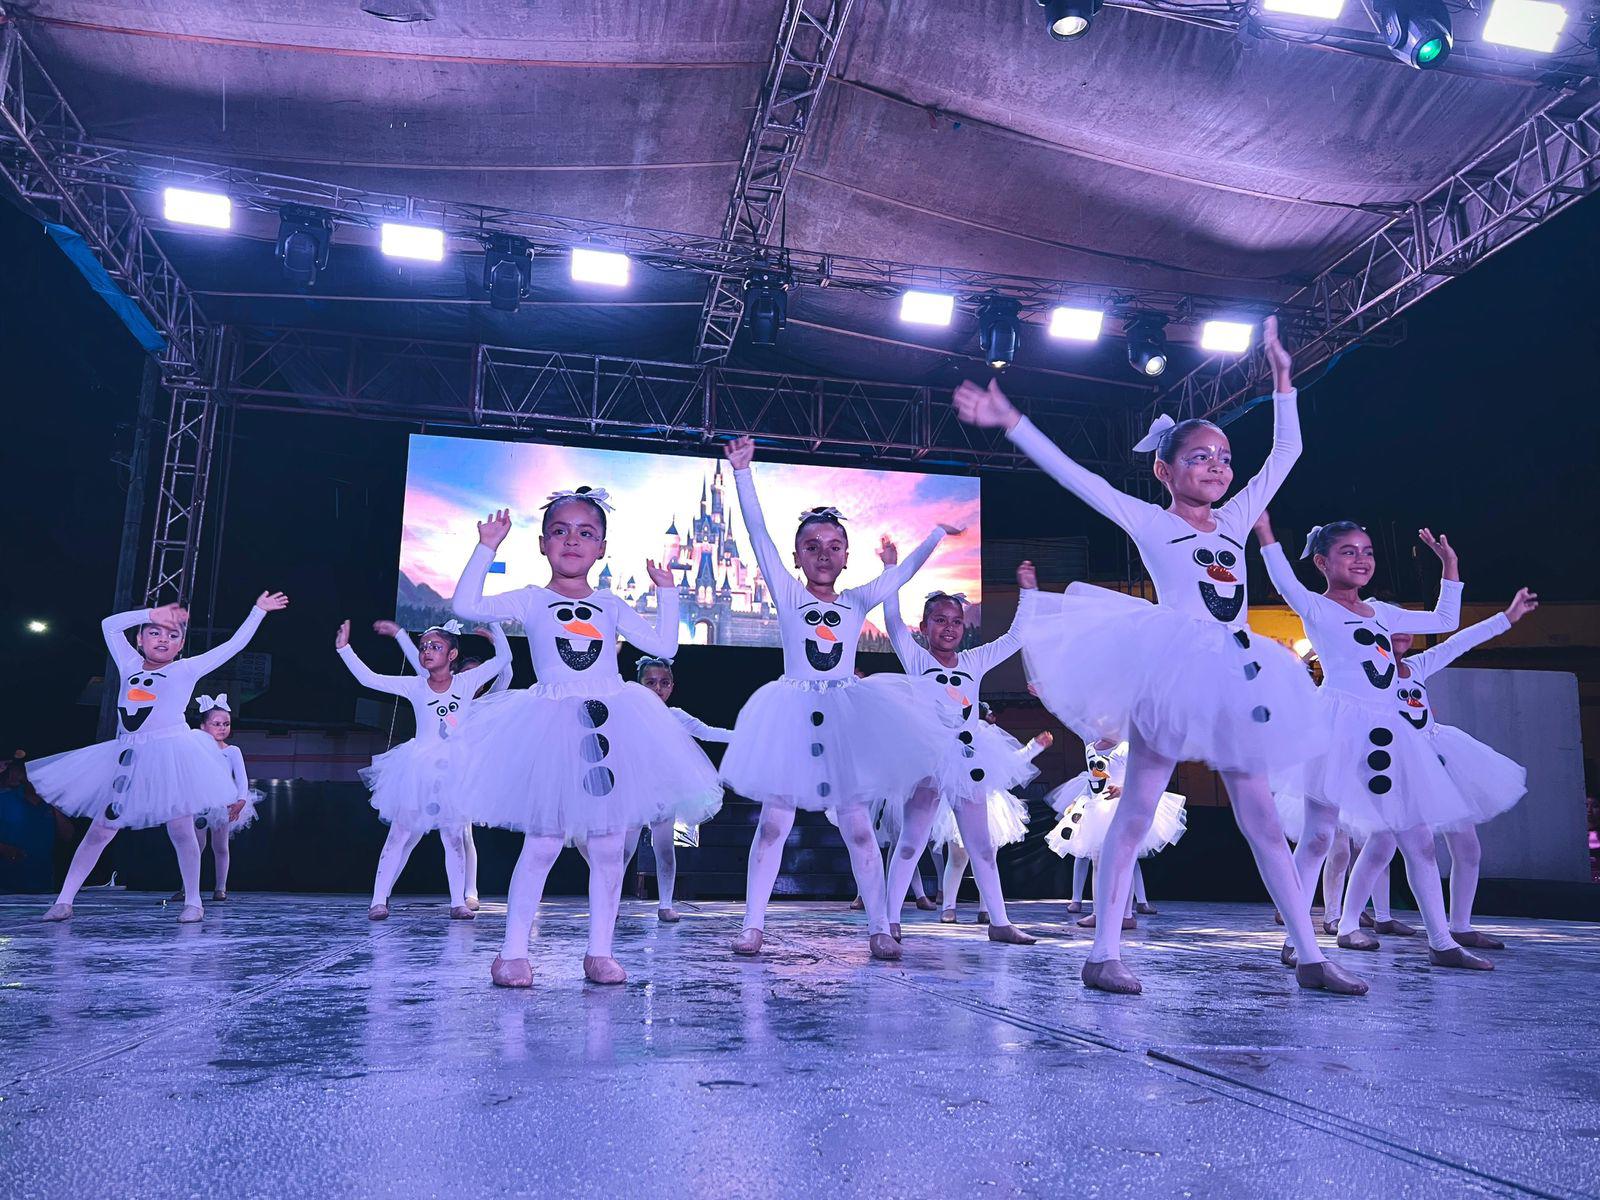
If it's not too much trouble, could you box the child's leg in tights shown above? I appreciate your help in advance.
[1321,829,1352,925]
[949,803,1013,927]
[649,819,679,911]
[371,825,424,907]
[740,803,796,932]
[1444,826,1483,934]
[583,830,627,959]
[1131,862,1147,909]
[1338,833,1396,936]
[211,827,232,895]
[838,803,894,937]
[885,790,940,920]
[1291,800,1340,925]
[1071,856,1090,906]
[942,844,970,913]
[501,834,563,959]
[166,816,203,908]
[439,824,469,909]
[52,819,119,908]
[1217,770,1328,966]
[463,826,479,902]
[1086,732,1181,965]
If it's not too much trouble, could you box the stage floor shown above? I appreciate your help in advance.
[4,894,1597,1199]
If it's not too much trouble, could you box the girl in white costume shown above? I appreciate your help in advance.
[450,491,722,987]
[1255,513,1492,970]
[1366,588,1537,950]
[876,551,1041,944]
[627,656,733,922]
[718,436,957,962]
[383,619,513,911]
[1046,738,1186,927]
[336,618,510,922]
[37,593,287,923]
[191,694,263,902]
[955,317,1364,997]
[938,728,1052,925]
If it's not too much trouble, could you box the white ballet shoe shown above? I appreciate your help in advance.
[41,903,72,922]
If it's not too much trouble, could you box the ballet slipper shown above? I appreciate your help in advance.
[939,910,957,924]
[1077,913,1096,928]
[1280,940,1297,968]
[41,903,72,922]
[988,924,1036,945]
[177,905,204,924]
[732,928,764,956]
[1135,902,1158,915]
[1359,911,1376,929]
[368,903,390,921]
[848,896,865,911]
[1322,919,1340,935]
[1273,910,1284,926]
[465,894,481,912]
[1081,958,1141,995]
[583,955,627,985]
[1451,929,1505,950]
[1078,913,1136,930]
[1429,944,1493,970]
[869,933,902,961]
[915,896,938,911]
[977,910,990,925]
[1337,930,1380,951]
[1066,901,1083,914]
[211,890,228,902]
[890,923,902,942]
[657,907,681,923]
[1296,960,1369,996]
[450,905,476,921]
[490,954,532,988]
[1373,918,1417,937]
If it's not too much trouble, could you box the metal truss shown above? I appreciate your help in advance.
[1155,94,1600,425]
[694,0,857,363]
[223,325,1140,475]
[145,366,224,604]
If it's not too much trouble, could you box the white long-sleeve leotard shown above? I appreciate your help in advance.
[1006,390,1301,626]
[882,587,1030,735]
[453,545,680,687]
[218,743,251,801]
[733,465,946,681]
[1260,542,1461,701]
[338,638,511,746]
[104,606,266,738]
[397,624,514,695]
[1394,612,1511,733]
[671,709,734,743]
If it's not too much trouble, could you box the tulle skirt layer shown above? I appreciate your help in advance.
[929,789,1030,850]
[1044,790,1187,859]
[360,738,464,831]
[1022,585,1325,776]
[30,726,236,830]
[720,674,947,812]
[1430,724,1527,833]
[454,680,723,841]
[197,789,264,836]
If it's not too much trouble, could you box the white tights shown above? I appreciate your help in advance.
[56,815,201,909]
[1319,830,1392,922]
[888,791,1010,927]
[1089,729,1327,966]
[370,823,470,909]
[503,830,625,960]
[1072,852,1145,909]
[1337,825,1456,950]
[618,821,681,909]
[197,824,233,894]
[463,827,479,901]
[742,802,890,935]
[1443,825,1483,933]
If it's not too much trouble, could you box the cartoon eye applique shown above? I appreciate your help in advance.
[822,610,842,627]
[1193,548,1217,567]
[448,701,459,713]
[1352,629,1394,654]
[934,673,951,685]
[435,704,450,717]
[1217,550,1237,568]
[804,610,825,626]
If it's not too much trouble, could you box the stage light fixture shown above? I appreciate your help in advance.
[1200,320,1254,354]
[1040,0,1103,39]
[27,620,48,634]
[900,290,955,326]
[1125,315,1169,377]
[1370,0,1453,67]
[570,247,630,287]
[977,296,1022,369]
[483,235,533,313]
[1048,305,1104,342]
[276,206,333,288]
[163,187,231,230]
[1263,0,1346,16]
[1483,0,1568,50]
[381,221,445,262]
[741,266,792,347]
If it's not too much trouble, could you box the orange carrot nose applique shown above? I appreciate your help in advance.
[1091,767,1109,780]
[1206,564,1237,583]
[815,626,839,643]
[126,687,157,703]
[1407,695,1424,708]
[563,620,603,640]
[945,685,969,705]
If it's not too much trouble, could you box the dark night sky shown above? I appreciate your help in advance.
[4,195,1598,756]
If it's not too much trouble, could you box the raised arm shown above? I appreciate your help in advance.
[852,525,948,611]
[874,539,924,670]
[381,621,423,674]
[334,621,409,698]
[100,608,156,672]
[962,560,1037,676]
[727,439,804,608]
[185,593,285,676]
[1407,588,1533,679]
[614,562,683,659]
[1254,515,1321,617]
[485,623,514,693]
[1223,318,1302,524]
[455,624,514,695]
[671,708,734,744]
[955,378,1152,535]
[1382,530,1463,635]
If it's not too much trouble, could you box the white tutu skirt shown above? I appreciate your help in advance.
[1430,724,1527,834]
[721,674,947,812]
[1022,584,1325,776]
[360,738,466,832]
[455,680,723,841]
[1277,688,1486,837]
[1045,790,1187,860]
[878,719,1039,839]
[29,726,236,830]
[929,789,1029,850]
[197,790,264,837]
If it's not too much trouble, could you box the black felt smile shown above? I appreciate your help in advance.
[119,707,153,733]
[806,640,844,672]
[555,638,602,670]
[1198,582,1244,622]
[1362,661,1395,689]
[1401,709,1428,730]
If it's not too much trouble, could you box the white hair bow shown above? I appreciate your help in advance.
[439,619,464,635]
[799,505,846,523]
[925,590,969,606]
[196,693,230,714]
[543,486,615,513]
[1133,414,1176,454]
[1299,526,1324,560]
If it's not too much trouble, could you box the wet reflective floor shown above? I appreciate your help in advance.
[4,894,1598,1199]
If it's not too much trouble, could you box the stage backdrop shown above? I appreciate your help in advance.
[396,434,982,651]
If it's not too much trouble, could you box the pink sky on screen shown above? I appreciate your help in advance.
[398,436,981,626]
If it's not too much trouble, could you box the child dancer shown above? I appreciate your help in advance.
[451,492,723,987]
[336,617,509,922]
[36,591,289,923]
[630,655,733,921]
[1373,587,1536,949]
[1255,513,1492,970]
[876,550,1041,944]
[383,619,512,911]
[955,317,1364,996]
[718,436,957,962]
[191,694,262,901]
[1046,738,1186,925]
[938,730,1053,925]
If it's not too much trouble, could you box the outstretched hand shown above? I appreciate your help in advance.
[372,620,401,638]
[724,435,756,470]
[148,602,189,629]
[255,591,290,613]
[645,558,673,588]
[953,379,1021,431]
[877,535,899,566]
[1252,510,1277,545]
[1262,315,1292,391]
[478,509,512,551]
[1505,587,1539,624]
[334,620,351,650]
[1017,559,1037,589]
